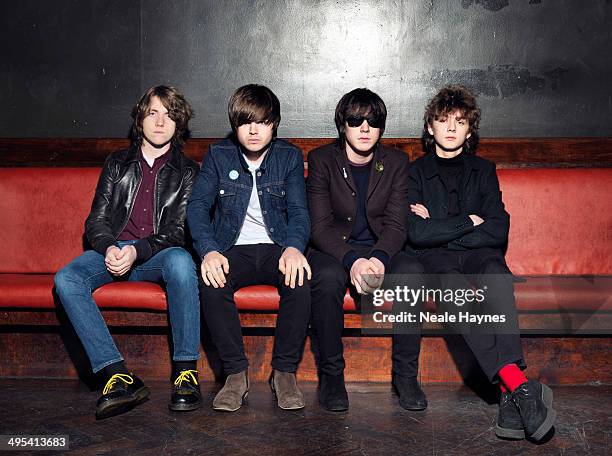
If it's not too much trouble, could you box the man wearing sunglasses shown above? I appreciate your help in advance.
[307,88,426,411]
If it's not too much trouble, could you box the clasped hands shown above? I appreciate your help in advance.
[350,257,385,295]
[105,245,137,276]
[349,204,487,294]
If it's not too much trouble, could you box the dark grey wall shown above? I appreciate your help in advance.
[0,0,140,137]
[2,0,611,138]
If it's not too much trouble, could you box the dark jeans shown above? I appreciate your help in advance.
[199,244,311,374]
[54,242,201,373]
[308,248,425,377]
[418,247,526,382]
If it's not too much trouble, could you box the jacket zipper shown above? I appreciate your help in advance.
[115,162,143,236]
[153,165,165,234]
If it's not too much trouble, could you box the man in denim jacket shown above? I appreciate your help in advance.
[187,84,311,412]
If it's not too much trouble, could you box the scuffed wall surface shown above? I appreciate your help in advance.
[2,0,611,137]
[0,0,141,137]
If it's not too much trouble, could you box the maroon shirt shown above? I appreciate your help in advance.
[118,151,170,242]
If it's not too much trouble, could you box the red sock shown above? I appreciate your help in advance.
[498,363,528,392]
[499,383,508,393]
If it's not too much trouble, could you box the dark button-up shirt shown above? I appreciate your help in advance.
[118,151,169,241]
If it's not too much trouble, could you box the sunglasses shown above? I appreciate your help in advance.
[345,115,383,129]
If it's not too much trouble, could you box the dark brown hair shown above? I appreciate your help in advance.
[334,88,387,143]
[130,85,193,148]
[422,85,481,155]
[228,84,281,134]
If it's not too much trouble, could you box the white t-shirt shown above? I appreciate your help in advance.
[235,153,274,245]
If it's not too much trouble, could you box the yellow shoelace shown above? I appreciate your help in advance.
[102,373,134,395]
[174,370,198,387]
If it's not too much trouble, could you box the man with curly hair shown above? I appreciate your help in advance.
[407,85,556,441]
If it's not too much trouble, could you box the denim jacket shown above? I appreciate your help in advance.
[187,137,310,258]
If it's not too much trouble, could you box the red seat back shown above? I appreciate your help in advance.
[499,168,612,275]
[1,167,611,276]
[0,168,99,273]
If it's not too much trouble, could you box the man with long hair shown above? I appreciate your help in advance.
[55,85,201,419]
[408,85,556,441]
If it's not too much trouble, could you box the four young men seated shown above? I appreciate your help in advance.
[54,82,555,442]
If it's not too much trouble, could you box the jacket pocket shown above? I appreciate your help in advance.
[266,184,287,211]
[217,186,238,214]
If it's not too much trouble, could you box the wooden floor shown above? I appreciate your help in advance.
[0,379,609,455]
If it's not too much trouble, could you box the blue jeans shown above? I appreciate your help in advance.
[55,241,200,373]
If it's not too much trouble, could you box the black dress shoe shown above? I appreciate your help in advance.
[96,373,150,420]
[392,374,427,411]
[170,369,202,412]
[495,391,525,439]
[511,379,556,441]
[319,373,349,411]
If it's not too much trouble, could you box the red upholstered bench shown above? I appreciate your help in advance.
[1,167,611,333]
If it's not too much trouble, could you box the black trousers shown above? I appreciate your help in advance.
[308,248,425,377]
[418,247,526,382]
[199,244,311,374]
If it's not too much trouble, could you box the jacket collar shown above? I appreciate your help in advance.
[333,141,355,191]
[366,143,387,200]
[126,143,181,171]
[333,141,387,199]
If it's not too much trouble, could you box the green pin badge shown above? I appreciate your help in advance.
[375,161,384,172]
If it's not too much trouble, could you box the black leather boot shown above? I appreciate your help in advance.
[319,373,349,411]
[392,374,427,411]
[96,373,150,420]
[169,369,202,412]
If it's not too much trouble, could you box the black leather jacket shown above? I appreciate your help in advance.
[85,145,199,261]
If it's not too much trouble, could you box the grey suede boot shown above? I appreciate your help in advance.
[212,370,249,412]
[269,370,305,410]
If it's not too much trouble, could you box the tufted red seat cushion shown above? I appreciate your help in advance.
[0,275,168,310]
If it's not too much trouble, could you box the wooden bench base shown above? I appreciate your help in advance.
[2,310,610,385]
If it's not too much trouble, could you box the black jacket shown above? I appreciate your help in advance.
[406,153,509,251]
[85,146,199,260]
